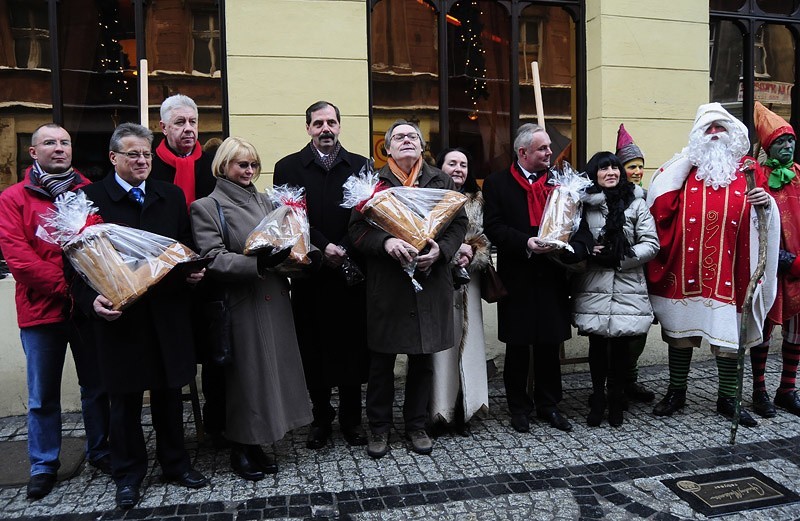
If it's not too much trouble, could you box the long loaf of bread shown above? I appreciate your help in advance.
[363,190,428,251]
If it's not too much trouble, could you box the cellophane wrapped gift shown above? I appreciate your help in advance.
[243,184,317,274]
[341,166,468,251]
[37,191,199,310]
[536,162,592,252]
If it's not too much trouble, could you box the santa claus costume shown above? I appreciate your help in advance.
[646,102,779,427]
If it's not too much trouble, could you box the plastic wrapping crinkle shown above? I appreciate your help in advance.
[243,184,318,274]
[341,165,468,251]
[536,162,592,252]
[342,164,468,291]
[36,190,200,311]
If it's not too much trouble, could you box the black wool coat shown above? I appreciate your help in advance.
[349,162,468,355]
[71,174,197,394]
[273,144,369,386]
[482,165,572,346]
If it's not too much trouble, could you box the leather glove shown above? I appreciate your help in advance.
[257,246,292,272]
[778,249,797,275]
[590,248,619,269]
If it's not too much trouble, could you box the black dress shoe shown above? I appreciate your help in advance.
[246,444,278,474]
[716,397,758,427]
[625,382,655,403]
[26,473,56,500]
[115,484,140,510]
[653,388,686,416]
[775,390,800,416]
[510,414,530,433]
[88,454,112,475]
[342,425,368,446]
[230,445,265,481]
[537,410,572,432]
[752,390,777,418]
[306,424,332,449]
[164,468,209,488]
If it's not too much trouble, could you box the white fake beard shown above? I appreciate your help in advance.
[685,131,739,189]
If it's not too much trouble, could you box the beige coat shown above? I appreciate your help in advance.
[190,178,312,445]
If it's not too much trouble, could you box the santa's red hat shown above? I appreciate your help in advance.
[754,101,795,150]
[615,124,644,165]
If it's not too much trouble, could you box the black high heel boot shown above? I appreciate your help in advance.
[586,393,606,427]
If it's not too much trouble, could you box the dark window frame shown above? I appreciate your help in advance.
[367,0,586,167]
[710,1,800,140]
[43,0,229,137]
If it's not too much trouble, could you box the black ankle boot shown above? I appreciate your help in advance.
[608,390,625,428]
[586,393,606,427]
[653,388,687,416]
[230,444,265,481]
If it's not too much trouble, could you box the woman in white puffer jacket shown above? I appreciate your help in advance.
[571,151,659,428]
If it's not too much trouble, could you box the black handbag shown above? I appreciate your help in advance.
[202,198,233,366]
[480,260,508,303]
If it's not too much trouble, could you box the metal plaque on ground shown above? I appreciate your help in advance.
[662,467,800,517]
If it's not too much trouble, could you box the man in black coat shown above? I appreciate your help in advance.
[149,93,224,443]
[482,123,573,434]
[72,123,208,509]
[274,101,370,449]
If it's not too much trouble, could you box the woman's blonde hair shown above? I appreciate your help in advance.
[211,136,262,181]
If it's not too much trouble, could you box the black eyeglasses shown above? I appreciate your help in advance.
[115,150,152,160]
[390,133,421,143]
[236,161,260,170]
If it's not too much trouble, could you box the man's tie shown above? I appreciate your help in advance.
[128,187,144,206]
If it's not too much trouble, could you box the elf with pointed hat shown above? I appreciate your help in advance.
[613,124,656,404]
[750,101,800,418]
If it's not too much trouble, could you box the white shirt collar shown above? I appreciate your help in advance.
[115,173,146,194]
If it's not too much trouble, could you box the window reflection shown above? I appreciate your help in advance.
[370,0,439,168]
[518,4,574,167]
[756,0,800,15]
[0,0,223,189]
[447,1,510,176]
[709,20,744,120]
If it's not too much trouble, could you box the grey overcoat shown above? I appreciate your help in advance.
[190,178,312,445]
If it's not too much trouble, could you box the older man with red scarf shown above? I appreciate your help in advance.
[149,93,223,443]
[646,102,779,427]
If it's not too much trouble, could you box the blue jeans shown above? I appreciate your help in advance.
[21,322,110,476]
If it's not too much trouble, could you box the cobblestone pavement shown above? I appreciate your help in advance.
[2,357,800,520]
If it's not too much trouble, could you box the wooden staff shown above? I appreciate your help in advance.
[531,61,545,130]
[730,157,768,444]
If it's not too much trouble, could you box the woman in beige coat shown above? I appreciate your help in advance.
[429,148,490,434]
[190,137,312,481]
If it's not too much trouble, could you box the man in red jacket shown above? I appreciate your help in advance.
[0,124,110,500]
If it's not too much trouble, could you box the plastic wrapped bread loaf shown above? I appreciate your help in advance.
[536,162,591,252]
[426,190,469,243]
[362,190,428,251]
[37,191,201,310]
[243,185,318,274]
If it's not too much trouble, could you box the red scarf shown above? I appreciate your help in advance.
[510,162,552,227]
[156,140,202,209]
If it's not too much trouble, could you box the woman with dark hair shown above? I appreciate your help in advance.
[429,148,490,434]
[571,151,659,427]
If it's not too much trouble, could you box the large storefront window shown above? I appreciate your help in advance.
[710,0,800,148]
[370,0,583,178]
[0,0,224,190]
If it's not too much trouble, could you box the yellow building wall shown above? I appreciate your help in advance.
[225,0,371,189]
[586,0,709,185]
